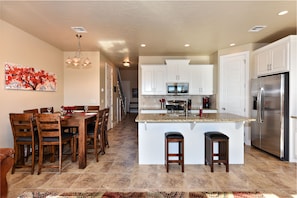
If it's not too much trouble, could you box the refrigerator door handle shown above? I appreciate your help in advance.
[257,87,264,123]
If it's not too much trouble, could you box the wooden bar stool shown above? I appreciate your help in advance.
[165,132,184,172]
[205,131,229,172]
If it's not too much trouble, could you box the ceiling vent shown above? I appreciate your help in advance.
[248,25,267,32]
[71,27,88,33]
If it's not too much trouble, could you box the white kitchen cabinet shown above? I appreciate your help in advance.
[165,59,190,82]
[141,65,166,95]
[254,36,292,76]
[189,64,214,95]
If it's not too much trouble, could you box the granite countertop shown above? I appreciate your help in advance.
[135,113,255,123]
[141,108,217,111]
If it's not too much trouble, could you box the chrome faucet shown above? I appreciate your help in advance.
[184,101,188,117]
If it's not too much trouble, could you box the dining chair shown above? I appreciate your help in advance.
[9,113,37,174]
[40,107,54,113]
[23,108,39,114]
[87,109,105,162]
[35,113,76,174]
[103,108,110,149]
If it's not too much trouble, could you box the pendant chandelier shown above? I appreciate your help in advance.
[65,34,91,67]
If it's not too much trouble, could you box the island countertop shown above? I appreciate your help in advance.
[135,113,255,123]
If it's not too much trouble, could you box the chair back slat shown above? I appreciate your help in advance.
[36,113,61,140]
[23,109,39,114]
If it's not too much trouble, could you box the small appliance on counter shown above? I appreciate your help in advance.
[202,97,210,109]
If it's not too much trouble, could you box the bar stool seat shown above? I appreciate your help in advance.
[165,132,184,172]
[205,131,229,172]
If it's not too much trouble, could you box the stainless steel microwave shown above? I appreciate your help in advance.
[166,83,189,95]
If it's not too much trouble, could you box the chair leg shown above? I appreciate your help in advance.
[31,144,35,174]
[11,145,17,174]
[38,145,43,175]
[165,139,169,172]
[59,144,62,174]
[95,135,99,162]
[181,140,184,172]
[71,137,77,162]
[100,130,105,154]
[105,129,109,148]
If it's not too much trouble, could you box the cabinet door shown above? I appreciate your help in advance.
[256,50,270,76]
[141,65,166,95]
[189,65,213,95]
[271,42,289,73]
[166,64,189,82]
[256,37,290,76]
[165,59,190,82]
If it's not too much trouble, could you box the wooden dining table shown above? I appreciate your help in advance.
[61,112,97,169]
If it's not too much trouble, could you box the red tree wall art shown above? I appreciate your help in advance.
[5,63,57,91]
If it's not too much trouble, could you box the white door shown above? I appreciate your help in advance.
[219,52,249,117]
[105,63,113,129]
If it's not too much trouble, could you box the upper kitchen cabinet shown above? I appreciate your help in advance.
[254,35,296,76]
[141,65,166,95]
[165,59,190,82]
[189,64,214,95]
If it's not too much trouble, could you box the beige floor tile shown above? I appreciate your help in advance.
[7,113,297,198]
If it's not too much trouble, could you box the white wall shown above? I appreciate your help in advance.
[0,19,64,147]
[64,51,100,106]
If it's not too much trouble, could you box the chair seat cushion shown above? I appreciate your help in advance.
[16,137,33,142]
[205,132,229,139]
[165,132,183,139]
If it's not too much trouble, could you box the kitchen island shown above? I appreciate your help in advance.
[135,113,254,165]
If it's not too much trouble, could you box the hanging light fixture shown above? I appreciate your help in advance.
[123,61,130,67]
[65,34,91,67]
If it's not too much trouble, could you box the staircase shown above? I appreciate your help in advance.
[117,69,127,116]
[129,102,138,113]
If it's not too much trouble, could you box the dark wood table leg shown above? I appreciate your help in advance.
[78,118,87,169]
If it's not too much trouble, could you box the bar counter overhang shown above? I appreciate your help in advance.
[135,113,255,165]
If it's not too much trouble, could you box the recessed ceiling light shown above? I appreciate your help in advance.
[71,27,87,33]
[248,25,267,32]
[140,44,146,47]
[230,43,236,47]
[184,44,190,47]
[278,10,288,16]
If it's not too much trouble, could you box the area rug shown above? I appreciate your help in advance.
[18,191,265,198]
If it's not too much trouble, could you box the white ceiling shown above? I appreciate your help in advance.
[1,1,296,69]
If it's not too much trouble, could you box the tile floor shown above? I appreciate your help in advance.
[7,113,297,197]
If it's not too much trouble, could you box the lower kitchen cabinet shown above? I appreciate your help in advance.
[189,64,214,95]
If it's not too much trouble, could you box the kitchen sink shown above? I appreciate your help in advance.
[168,113,198,117]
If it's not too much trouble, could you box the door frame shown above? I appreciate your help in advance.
[219,51,250,144]
[105,63,113,129]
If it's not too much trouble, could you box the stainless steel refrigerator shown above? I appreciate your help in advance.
[251,73,289,160]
